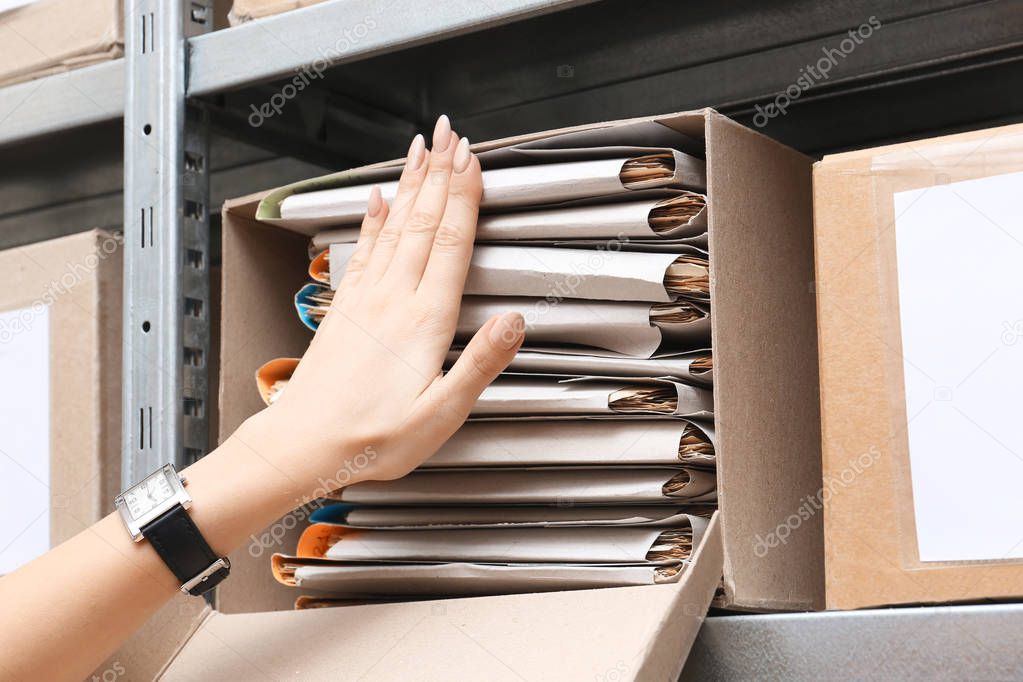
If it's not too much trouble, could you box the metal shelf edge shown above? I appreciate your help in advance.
[680,602,1023,680]
[0,60,124,147]
[187,0,597,96]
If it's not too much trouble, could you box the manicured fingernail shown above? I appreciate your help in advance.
[453,137,472,173]
[367,186,382,217]
[489,312,525,350]
[407,134,426,170]
[433,115,452,152]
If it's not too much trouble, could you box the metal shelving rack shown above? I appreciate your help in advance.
[3,0,1023,677]
[117,0,594,486]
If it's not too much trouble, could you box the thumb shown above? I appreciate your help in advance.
[442,311,525,410]
[377,312,524,480]
[421,311,524,423]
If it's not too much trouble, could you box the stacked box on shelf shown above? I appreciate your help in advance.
[227,0,326,24]
[0,230,122,572]
[106,109,819,681]
[0,0,121,86]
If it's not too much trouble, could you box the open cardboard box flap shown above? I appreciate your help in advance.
[104,516,721,681]
[148,517,722,681]
[104,109,821,679]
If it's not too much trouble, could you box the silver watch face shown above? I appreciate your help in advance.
[115,464,191,541]
[123,469,176,520]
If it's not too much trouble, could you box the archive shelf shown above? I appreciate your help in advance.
[1,0,1022,676]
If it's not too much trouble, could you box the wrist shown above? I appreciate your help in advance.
[235,406,376,497]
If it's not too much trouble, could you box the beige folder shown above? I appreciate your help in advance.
[259,117,705,231]
[423,419,715,468]
[452,296,711,356]
[329,243,709,303]
[329,466,717,505]
[257,362,713,419]
[302,288,711,355]
[299,522,703,565]
[335,505,715,529]
[272,558,693,596]
[473,376,713,419]
[500,234,709,253]
[489,349,713,386]
[311,193,706,246]
[277,153,705,228]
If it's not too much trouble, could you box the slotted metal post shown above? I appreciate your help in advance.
[122,0,212,488]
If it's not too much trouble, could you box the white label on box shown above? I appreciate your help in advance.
[0,0,39,14]
[0,305,50,574]
[895,170,1023,563]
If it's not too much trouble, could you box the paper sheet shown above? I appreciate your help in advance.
[894,170,1023,562]
[0,305,49,574]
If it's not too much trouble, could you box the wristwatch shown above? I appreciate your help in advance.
[114,464,230,596]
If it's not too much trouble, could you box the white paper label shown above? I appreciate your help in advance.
[0,0,39,14]
[895,170,1023,562]
[0,305,50,574]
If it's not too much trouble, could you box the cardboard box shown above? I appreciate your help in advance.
[0,0,234,86]
[227,0,325,25]
[0,230,122,569]
[814,123,1023,610]
[108,109,822,680]
[0,0,122,87]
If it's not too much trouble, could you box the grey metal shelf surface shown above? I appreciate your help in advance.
[0,0,593,147]
[4,0,1023,156]
[680,603,1023,681]
[0,60,123,147]
[188,0,597,96]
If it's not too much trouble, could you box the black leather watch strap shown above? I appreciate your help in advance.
[141,503,230,596]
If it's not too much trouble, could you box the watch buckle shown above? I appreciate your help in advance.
[180,557,231,594]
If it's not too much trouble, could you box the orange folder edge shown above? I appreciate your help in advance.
[254,357,300,405]
[309,249,330,283]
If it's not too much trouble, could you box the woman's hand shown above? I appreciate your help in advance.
[255,116,524,489]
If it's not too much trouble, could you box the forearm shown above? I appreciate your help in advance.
[0,409,341,681]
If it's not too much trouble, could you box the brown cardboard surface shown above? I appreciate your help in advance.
[216,211,313,615]
[705,112,823,610]
[814,122,1023,610]
[0,230,122,546]
[93,595,211,682]
[0,0,122,87]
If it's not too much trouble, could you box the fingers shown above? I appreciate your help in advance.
[386,116,460,289]
[415,312,524,425]
[362,133,428,284]
[415,141,482,306]
[334,186,389,298]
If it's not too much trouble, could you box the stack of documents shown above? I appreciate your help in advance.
[263,123,718,602]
